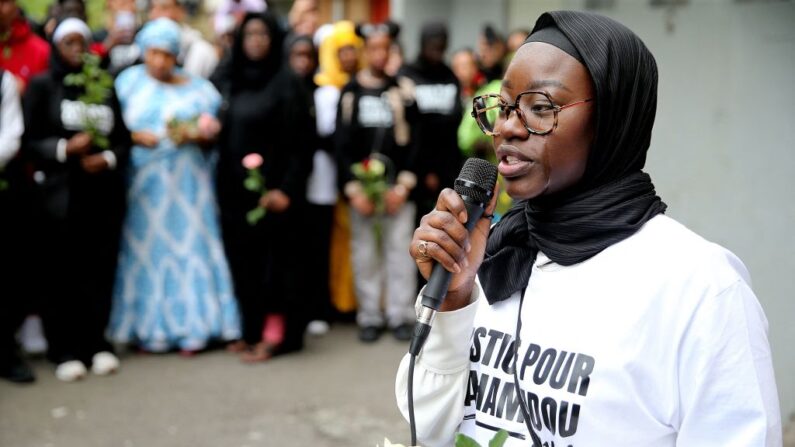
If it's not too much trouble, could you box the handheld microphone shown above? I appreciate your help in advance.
[408,158,498,356]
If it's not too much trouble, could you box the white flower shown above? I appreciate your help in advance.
[379,439,418,447]
[369,159,386,176]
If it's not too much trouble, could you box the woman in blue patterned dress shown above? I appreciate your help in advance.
[110,18,240,352]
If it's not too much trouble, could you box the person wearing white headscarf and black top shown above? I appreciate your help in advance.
[396,11,780,447]
[212,12,315,360]
[22,18,130,381]
[397,22,463,219]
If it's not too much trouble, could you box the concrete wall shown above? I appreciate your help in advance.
[395,0,795,424]
[392,0,508,62]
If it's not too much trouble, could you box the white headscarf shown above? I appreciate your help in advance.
[53,18,92,45]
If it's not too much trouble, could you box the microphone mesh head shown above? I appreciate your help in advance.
[454,158,498,205]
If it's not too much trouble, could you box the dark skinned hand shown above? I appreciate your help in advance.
[409,183,499,312]
[384,187,408,215]
[66,132,93,157]
[132,131,159,148]
[350,193,376,217]
[80,153,110,174]
[259,189,291,213]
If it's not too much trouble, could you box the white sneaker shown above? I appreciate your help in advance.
[307,320,330,336]
[55,360,87,382]
[91,352,120,376]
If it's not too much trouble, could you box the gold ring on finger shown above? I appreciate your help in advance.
[417,240,431,258]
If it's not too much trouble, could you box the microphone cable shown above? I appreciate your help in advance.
[511,287,542,447]
[408,353,418,446]
[405,158,497,447]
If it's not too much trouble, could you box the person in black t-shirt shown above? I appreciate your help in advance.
[335,22,419,343]
[398,22,463,218]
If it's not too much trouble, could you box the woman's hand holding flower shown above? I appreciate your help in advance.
[385,184,408,215]
[80,153,110,174]
[66,132,93,157]
[350,191,376,216]
[260,189,291,213]
[132,131,159,148]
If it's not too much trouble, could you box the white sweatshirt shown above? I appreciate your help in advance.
[396,215,781,447]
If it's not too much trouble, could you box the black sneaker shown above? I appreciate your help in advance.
[358,326,383,343]
[0,359,36,384]
[391,324,414,342]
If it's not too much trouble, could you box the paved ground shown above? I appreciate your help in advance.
[0,324,411,447]
[2,323,793,447]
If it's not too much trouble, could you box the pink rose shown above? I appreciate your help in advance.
[242,153,264,170]
[197,113,221,138]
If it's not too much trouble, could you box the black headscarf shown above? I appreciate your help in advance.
[284,33,317,82]
[414,22,449,71]
[406,22,453,81]
[478,11,668,304]
[213,12,284,94]
[284,33,315,60]
[480,24,504,82]
[283,33,318,113]
[419,22,447,55]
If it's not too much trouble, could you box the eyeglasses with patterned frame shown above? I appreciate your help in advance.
[471,90,593,136]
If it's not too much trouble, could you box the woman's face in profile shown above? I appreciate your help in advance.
[493,42,595,200]
[243,18,271,62]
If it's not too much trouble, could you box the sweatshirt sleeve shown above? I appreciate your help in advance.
[0,72,24,168]
[276,76,315,200]
[395,286,481,447]
[21,77,63,166]
[675,279,781,446]
[334,86,356,193]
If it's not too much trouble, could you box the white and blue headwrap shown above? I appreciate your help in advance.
[136,18,181,56]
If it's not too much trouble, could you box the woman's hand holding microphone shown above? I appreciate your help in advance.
[409,183,499,312]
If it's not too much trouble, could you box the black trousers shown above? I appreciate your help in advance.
[0,190,34,369]
[298,204,334,323]
[1,195,117,366]
[38,215,118,365]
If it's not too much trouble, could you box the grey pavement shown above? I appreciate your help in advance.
[3,325,794,447]
[0,325,411,447]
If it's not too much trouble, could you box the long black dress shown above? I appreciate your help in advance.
[21,50,130,366]
[211,12,314,353]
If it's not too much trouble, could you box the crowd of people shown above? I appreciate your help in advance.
[0,0,528,384]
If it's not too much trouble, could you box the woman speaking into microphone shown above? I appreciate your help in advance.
[395,10,780,447]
